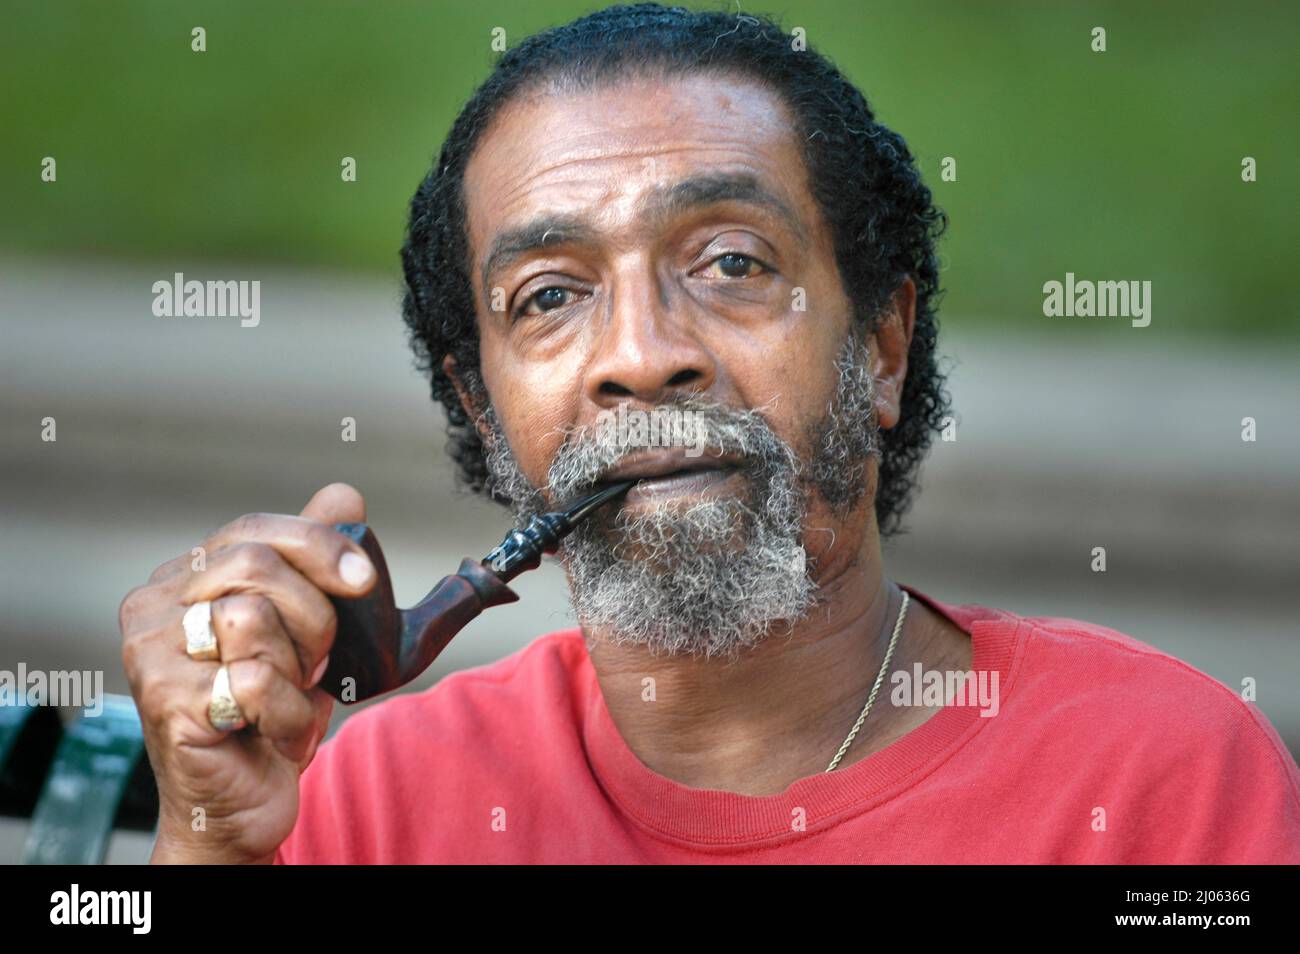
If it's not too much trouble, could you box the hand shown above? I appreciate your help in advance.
[119,483,376,863]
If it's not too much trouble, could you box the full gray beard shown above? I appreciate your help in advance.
[478,332,880,658]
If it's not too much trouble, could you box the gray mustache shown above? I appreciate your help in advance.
[546,400,785,499]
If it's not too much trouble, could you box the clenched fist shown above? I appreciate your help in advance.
[118,483,376,864]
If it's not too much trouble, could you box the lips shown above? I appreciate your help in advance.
[596,449,742,487]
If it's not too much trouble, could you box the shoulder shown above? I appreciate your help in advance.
[925,587,1289,762]
[1008,610,1300,856]
[1019,612,1281,734]
[1017,611,1293,762]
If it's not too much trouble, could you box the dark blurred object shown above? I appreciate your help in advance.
[0,701,61,816]
[14,695,158,865]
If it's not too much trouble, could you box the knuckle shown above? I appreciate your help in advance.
[120,630,144,676]
[229,541,279,580]
[228,512,274,540]
[148,555,184,584]
[217,593,277,635]
[303,600,338,652]
[219,596,301,676]
[135,666,172,720]
[232,658,277,706]
[117,584,152,634]
[161,707,198,751]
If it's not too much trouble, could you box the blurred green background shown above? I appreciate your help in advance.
[2,0,1297,340]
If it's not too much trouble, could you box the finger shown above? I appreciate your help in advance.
[299,688,335,771]
[210,593,305,686]
[185,543,338,678]
[298,482,367,525]
[149,483,363,590]
[225,658,317,761]
[119,580,171,638]
[148,551,194,585]
[201,512,376,599]
[123,623,227,747]
[308,686,334,737]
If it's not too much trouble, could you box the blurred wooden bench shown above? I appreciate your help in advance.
[0,694,158,863]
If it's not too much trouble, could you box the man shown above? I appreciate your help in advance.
[119,4,1300,863]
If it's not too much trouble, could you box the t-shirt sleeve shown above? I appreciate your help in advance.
[1156,693,1300,863]
[1026,621,1300,864]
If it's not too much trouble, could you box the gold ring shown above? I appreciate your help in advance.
[183,600,220,661]
[208,665,248,732]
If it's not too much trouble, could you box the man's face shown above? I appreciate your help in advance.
[458,71,889,655]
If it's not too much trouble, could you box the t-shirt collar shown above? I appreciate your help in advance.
[579,584,1025,847]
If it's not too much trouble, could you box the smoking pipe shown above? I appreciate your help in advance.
[318,480,637,703]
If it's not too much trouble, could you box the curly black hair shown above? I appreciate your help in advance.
[400,2,950,537]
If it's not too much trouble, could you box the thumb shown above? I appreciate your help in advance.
[299,482,367,525]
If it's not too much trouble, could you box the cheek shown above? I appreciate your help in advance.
[743,308,842,423]
[482,342,583,482]
[732,321,844,450]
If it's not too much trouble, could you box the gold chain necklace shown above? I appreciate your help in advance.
[824,588,910,772]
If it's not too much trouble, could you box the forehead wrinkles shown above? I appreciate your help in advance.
[464,81,800,258]
[467,140,793,264]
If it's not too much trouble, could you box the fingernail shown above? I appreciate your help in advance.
[309,654,330,688]
[338,551,373,587]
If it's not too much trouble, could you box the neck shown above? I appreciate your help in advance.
[580,523,933,796]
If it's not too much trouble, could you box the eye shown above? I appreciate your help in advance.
[697,252,769,280]
[514,285,579,319]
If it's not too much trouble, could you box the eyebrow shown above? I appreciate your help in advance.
[478,171,805,299]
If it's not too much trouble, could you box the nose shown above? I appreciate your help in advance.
[582,257,717,410]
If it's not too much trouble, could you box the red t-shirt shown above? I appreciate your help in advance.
[274,585,1300,863]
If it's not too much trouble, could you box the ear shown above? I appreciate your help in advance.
[867,277,917,431]
[443,354,491,444]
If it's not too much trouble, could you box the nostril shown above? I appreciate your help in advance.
[666,368,702,387]
[599,381,634,397]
